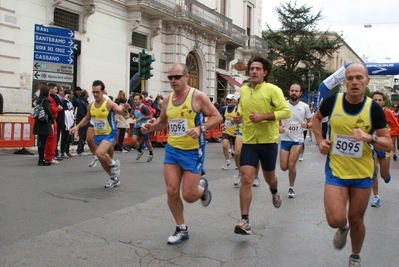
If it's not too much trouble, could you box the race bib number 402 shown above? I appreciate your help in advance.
[169,118,188,136]
[332,134,363,158]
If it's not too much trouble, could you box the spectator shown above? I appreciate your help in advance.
[54,85,65,161]
[72,86,82,110]
[33,85,54,166]
[60,89,75,158]
[115,96,129,152]
[76,90,90,156]
[0,93,3,114]
[152,94,163,118]
[44,83,62,164]
[115,90,125,105]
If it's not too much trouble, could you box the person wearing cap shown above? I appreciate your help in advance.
[219,94,238,170]
[72,86,82,111]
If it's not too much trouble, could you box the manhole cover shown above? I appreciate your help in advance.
[70,189,121,199]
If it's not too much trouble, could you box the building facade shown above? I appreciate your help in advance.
[0,0,267,113]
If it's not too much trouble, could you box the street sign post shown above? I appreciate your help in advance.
[32,24,76,99]
[33,62,74,74]
[33,71,73,83]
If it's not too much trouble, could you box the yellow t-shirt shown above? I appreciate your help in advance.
[238,82,290,144]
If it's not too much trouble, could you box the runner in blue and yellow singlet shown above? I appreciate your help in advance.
[312,63,392,266]
[70,80,131,189]
[141,63,221,245]
[219,94,238,170]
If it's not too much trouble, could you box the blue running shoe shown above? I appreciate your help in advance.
[370,195,380,207]
[167,226,189,245]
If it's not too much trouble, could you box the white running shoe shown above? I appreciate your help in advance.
[299,154,304,162]
[287,188,296,198]
[167,226,189,245]
[89,157,98,168]
[105,177,120,188]
[253,176,260,187]
[110,160,120,179]
[222,160,231,170]
[233,174,242,187]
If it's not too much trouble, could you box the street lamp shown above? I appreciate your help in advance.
[301,70,315,106]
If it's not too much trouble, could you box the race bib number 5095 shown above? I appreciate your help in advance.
[332,134,363,158]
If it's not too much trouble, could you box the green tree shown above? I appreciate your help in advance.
[264,1,342,95]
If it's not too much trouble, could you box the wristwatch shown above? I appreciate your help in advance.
[200,125,206,133]
[371,134,378,143]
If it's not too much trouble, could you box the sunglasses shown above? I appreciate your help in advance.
[167,73,187,81]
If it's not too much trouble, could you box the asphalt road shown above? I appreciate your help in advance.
[0,141,398,266]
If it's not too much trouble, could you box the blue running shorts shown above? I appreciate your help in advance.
[164,144,204,174]
[94,130,117,146]
[280,140,304,151]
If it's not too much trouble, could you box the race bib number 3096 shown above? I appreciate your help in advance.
[332,134,363,158]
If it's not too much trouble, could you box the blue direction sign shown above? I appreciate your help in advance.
[33,24,75,65]
[34,24,74,38]
[34,52,74,65]
[34,40,74,56]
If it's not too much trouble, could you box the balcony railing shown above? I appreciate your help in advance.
[125,0,246,46]
[248,35,268,55]
[232,24,247,46]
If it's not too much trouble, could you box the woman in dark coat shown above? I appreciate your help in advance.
[33,85,54,166]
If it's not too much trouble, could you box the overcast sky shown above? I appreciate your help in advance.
[262,0,399,63]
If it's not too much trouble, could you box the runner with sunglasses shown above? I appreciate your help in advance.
[141,63,221,245]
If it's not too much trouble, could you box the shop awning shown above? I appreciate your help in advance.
[218,74,242,88]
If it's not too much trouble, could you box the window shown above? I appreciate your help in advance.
[131,32,147,48]
[54,8,79,31]
[218,58,227,70]
[220,0,226,15]
[247,6,252,46]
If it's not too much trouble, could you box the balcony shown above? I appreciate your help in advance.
[125,0,247,47]
[247,35,268,55]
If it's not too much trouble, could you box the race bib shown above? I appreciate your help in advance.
[169,118,188,136]
[332,134,363,158]
[93,119,107,130]
[285,124,301,135]
[225,120,235,128]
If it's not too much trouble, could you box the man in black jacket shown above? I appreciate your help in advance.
[76,90,89,156]
[0,93,3,114]
[72,86,82,111]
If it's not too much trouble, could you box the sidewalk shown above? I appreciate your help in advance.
[0,144,85,155]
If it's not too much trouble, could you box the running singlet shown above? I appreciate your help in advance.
[134,104,150,129]
[327,93,374,179]
[90,99,117,135]
[223,106,237,136]
[166,87,205,150]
